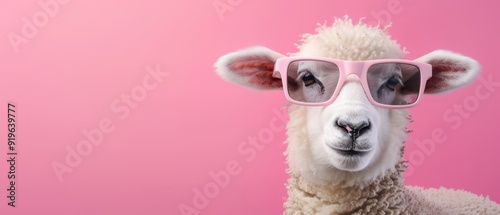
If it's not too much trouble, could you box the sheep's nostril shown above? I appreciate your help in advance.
[336,120,370,140]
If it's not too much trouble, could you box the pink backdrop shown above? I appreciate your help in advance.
[1,0,499,214]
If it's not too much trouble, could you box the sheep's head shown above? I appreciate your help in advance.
[215,18,480,186]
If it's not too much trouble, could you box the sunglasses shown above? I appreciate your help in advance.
[272,57,432,108]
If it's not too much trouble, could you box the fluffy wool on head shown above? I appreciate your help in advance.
[295,17,407,60]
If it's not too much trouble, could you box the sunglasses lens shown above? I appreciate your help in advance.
[286,60,340,103]
[366,63,421,105]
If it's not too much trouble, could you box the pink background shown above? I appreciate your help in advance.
[1,0,499,214]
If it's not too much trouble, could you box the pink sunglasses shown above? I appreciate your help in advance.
[272,57,432,108]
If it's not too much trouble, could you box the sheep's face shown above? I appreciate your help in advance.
[215,19,481,184]
[285,60,397,172]
[280,51,431,185]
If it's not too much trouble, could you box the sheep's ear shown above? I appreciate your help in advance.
[415,50,481,94]
[215,46,284,90]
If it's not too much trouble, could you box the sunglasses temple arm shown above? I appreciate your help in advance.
[272,70,282,79]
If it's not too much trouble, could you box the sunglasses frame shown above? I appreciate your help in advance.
[272,57,433,108]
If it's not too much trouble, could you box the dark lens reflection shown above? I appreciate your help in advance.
[287,60,340,103]
[366,63,421,105]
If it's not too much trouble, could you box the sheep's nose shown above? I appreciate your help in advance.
[336,120,370,140]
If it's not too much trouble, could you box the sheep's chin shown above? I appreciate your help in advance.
[322,132,379,172]
[303,136,393,186]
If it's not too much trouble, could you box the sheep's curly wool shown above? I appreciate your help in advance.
[294,16,406,60]
[285,162,444,214]
[285,162,500,214]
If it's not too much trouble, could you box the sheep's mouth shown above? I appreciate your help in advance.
[326,142,372,156]
[333,149,368,156]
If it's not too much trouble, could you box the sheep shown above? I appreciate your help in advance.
[214,17,500,215]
